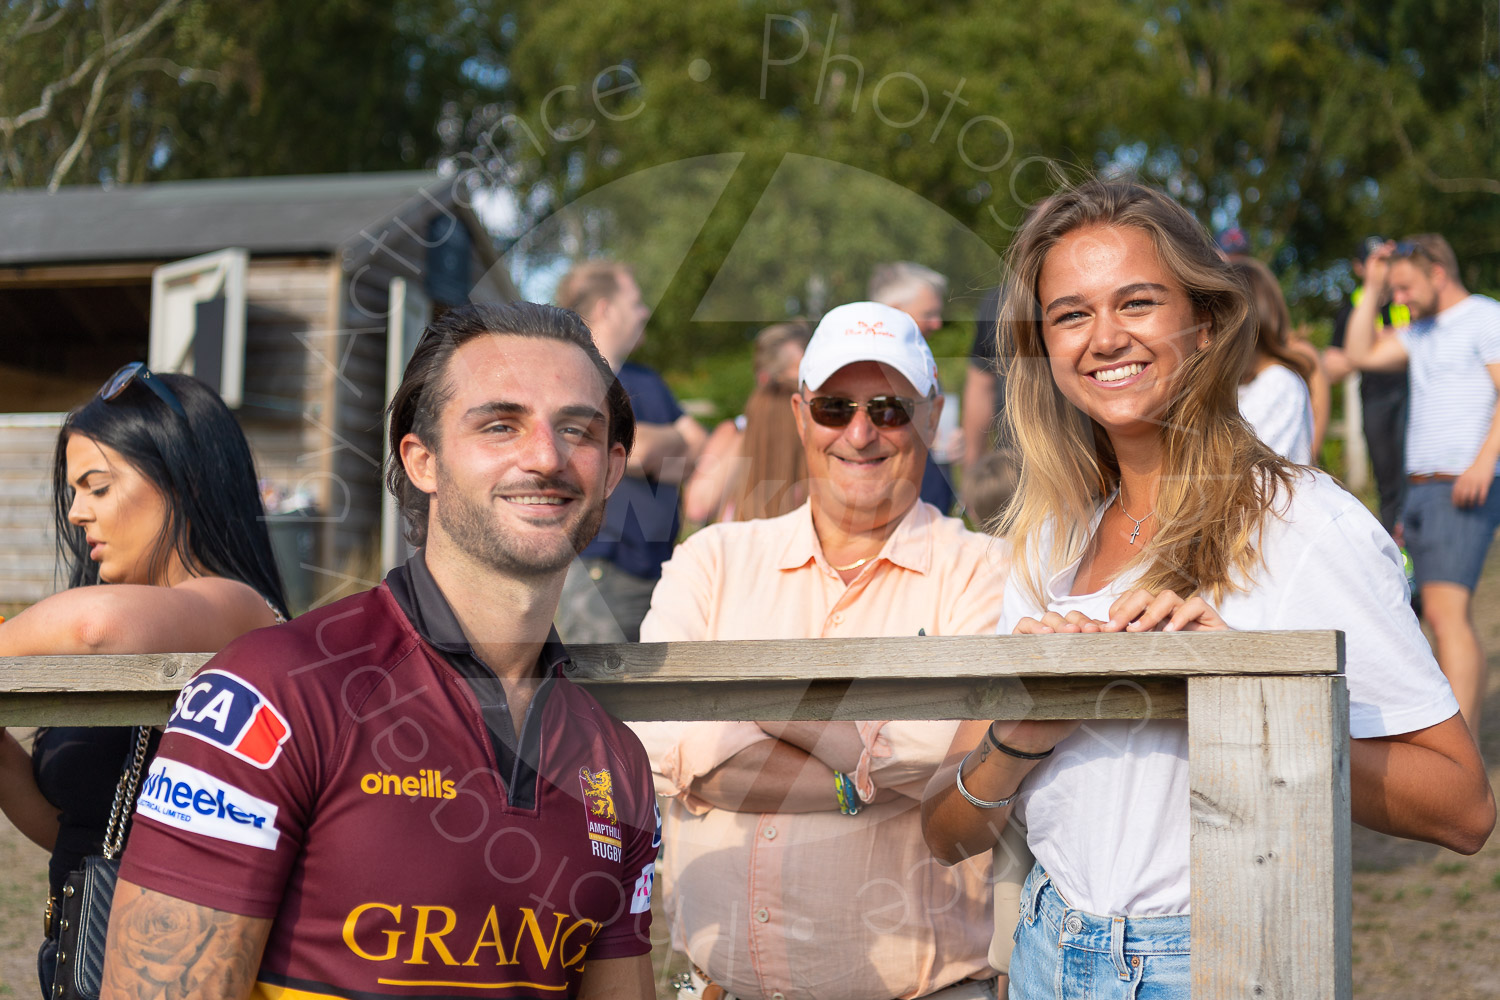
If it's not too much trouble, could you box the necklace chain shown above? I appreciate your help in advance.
[830,555,872,572]
[1115,492,1153,545]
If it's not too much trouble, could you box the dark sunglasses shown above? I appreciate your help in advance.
[99,362,187,419]
[804,394,918,429]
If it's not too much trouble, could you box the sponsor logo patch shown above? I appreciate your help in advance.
[630,862,655,914]
[166,669,291,768]
[136,757,280,850]
[579,766,622,861]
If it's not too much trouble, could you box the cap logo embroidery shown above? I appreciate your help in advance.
[848,320,893,338]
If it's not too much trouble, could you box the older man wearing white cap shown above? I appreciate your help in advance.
[633,302,1011,1000]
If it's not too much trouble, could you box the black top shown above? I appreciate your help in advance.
[33,725,161,900]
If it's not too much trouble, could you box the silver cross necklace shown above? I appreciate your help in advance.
[1115,492,1153,544]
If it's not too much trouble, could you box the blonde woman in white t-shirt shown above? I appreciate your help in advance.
[920,178,1493,999]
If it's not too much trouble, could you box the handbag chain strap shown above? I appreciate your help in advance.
[95,602,286,861]
[102,725,152,860]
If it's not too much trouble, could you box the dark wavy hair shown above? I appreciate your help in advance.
[51,372,290,618]
[385,301,637,546]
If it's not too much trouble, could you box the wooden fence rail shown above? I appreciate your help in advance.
[0,631,1350,999]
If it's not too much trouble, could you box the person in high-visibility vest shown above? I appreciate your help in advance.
[1326,245,1413,534]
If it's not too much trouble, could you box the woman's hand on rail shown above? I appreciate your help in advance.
[1013,610,1107,634]
[1105,589,1231,632]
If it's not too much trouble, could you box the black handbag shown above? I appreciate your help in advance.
[50,726,150,1000]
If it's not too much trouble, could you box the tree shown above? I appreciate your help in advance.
[0,0,513,189]
[480,0,1499,364]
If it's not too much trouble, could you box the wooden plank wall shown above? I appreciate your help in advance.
[332,209,516,595]
[0,413,63,606]
[237,257,342,609]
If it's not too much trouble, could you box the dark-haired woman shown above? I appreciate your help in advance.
[920,180,1492,998]
[0,364,288,995]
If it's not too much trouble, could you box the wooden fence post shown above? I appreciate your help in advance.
[1188,674,1352,1000]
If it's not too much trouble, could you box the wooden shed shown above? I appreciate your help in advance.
[0,171,516,611]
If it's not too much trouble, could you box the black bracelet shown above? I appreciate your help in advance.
[986,721,1055,760]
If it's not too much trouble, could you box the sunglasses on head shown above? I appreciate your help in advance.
[804,394,918,429]
[1392,241,1431,261]
[98,362,187,419]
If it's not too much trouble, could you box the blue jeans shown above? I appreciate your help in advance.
[1009,864,1190,1000]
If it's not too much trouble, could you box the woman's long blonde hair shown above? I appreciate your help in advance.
[997,179,1297,605]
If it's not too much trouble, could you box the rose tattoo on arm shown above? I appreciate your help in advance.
[100,880,273,1000]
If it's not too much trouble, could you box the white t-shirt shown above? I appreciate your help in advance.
[998,471,1458,916]
[1397,294,1500,476]
[1238,363,1314,464]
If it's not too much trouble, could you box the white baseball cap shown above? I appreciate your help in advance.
[799,301,939,397]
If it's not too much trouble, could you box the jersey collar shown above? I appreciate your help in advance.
[386,548,571,678]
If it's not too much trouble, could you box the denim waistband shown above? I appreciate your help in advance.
[1020,863,1190,977]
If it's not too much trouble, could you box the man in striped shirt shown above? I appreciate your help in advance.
[1343,234,1500,739]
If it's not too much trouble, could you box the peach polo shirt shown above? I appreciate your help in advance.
[633,501,1010,1000]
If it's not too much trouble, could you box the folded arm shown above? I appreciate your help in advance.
[101,880,272,1000]
[757,721,864,774]
[690,738,839,813]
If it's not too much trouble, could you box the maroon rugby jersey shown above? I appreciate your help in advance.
[120,553,659,1000]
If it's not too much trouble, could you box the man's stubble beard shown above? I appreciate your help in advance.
[434,462,607,576]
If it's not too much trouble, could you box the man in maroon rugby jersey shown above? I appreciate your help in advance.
[103,303,660,1000]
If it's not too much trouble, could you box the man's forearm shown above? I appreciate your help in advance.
[102,881,273,1000]
[1322,346,1354,382]
[1343,293,1382,367]
[626,423,689,479]
[757,721,863,773]
[690,739,837,813]
[1470,398,1500,471]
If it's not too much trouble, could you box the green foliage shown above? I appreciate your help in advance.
[488,0,1500,367]
[0,0,511,188]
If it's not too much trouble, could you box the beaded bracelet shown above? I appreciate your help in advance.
[833,770,861,816]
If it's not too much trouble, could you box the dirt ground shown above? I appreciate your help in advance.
[3,553,1499,998]
[1348,543,1500,997]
